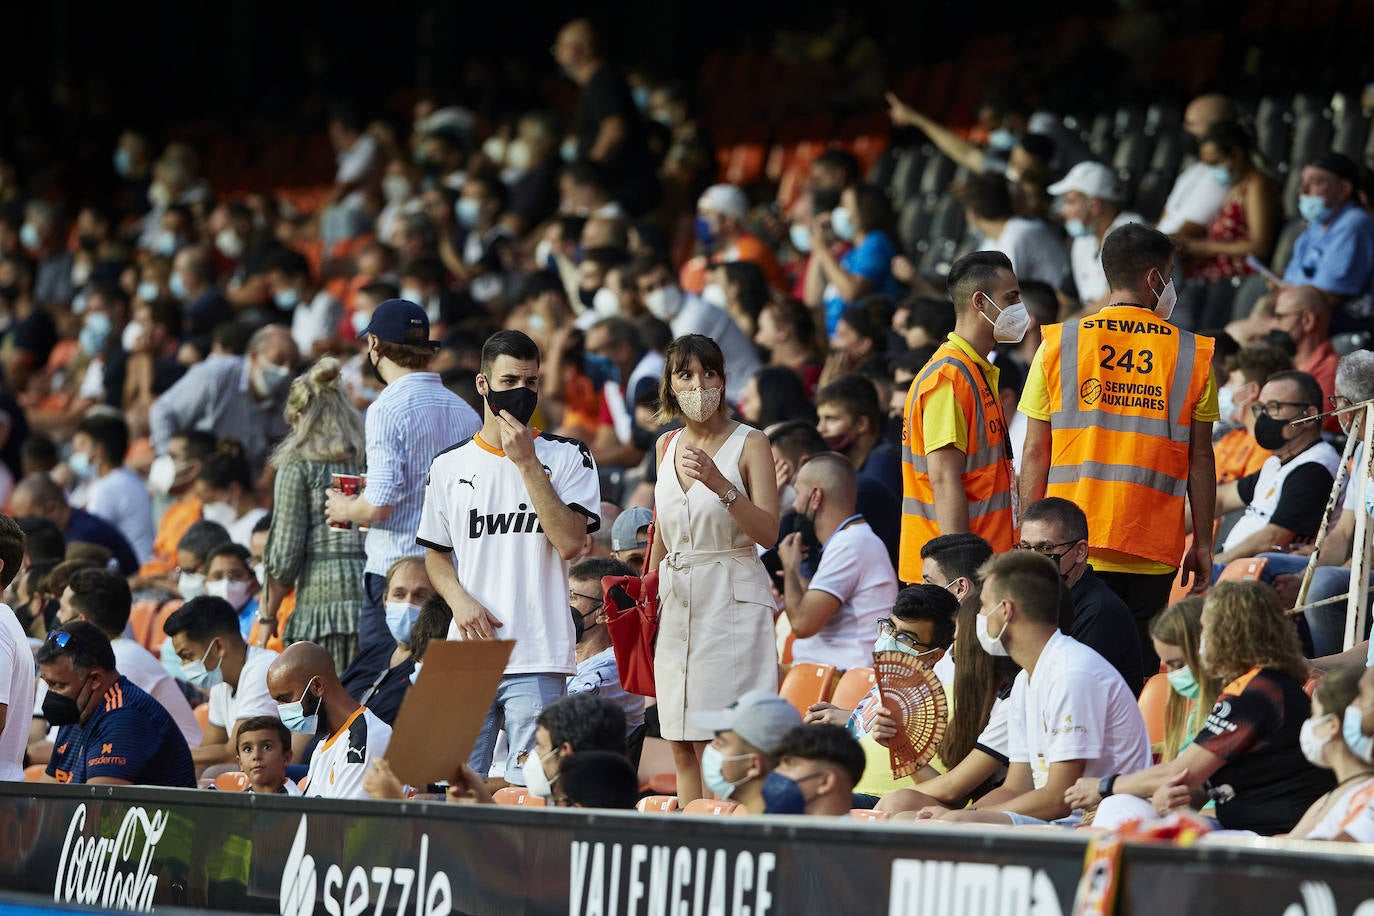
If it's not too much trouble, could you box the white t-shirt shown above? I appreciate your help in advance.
[794,520,898,670]
[290,290,343,356]
[1157,161,1229,236]
[1006,631,1151,790]
[112,637,202,747]
[418,431,601,675]
[983,217,1070,289]
[1223,441,1342,552]
[0,604,33,780]
[208,646,280,733]
[1069,212,1144,304]
[85,468,155,563]
[303,706,391,800]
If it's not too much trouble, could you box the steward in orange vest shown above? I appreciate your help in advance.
[1019,223,1218,671]
[899,251,1022,582]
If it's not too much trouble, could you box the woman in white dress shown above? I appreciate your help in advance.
[650,334,780,803]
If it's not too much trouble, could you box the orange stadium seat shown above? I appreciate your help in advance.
[194,704,211,734]
[24,765,45,783]
[127,601,158,648]
[493,786,546,807]
[1137,673,1171,748]
[683,798,742,816]
[147,599,184,653]
[779,663,836,716]
[850,809,892,822]
[1217,557,1268,583]
[214,772,249,792]
[830,668,877,710]
[636,795,679,813]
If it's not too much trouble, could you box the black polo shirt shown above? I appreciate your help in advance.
[1069,566,1145,696]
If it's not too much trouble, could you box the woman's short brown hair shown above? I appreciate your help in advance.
[657,334,726,422]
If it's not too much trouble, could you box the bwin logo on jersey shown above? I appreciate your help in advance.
[469,505,544,537]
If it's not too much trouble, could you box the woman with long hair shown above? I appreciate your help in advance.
[1066,581,1334,835]
[1147,597,1221,763]
[803,182,901,335]
[650,334,780,803]
[260,357,367,672]
[736,366,816,430]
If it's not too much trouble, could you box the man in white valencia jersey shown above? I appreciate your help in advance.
[417,330,601,785]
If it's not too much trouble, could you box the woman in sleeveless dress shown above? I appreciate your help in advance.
[650,334,781,803]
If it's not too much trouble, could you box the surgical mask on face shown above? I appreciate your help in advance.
[534,240,557,273]
[181,641,224,689]
[830,206,857,241]
[701,745,753,799]
[383,174,412,203]
[215,228,245,260]
[1216,385,1238,426]
[975,608,1010,656]
[988,128,1017,152]
[68,451,96,481]
[138,280,161,302]
[592,286,620,316]
[121,320,146,353]
[789,224,812,253]
[874,632,936,661]
[522,748,559,800]
[701,283,729,309]
[1166,665,1200,699]
[277,677,321,734]
[206,577,254,611]
[1064,219,1091,239]
[178,571,206,599]
[644,284,685,321]
[979,293,1029,344]
[71,260,91,289]
[114,147,133,178]
[1298,194,1329,223]
[19,223,39,250]
[1210,165,1233,187]
[148,455,179,495]
[456,197,482,229]
[79,312,113,356]
[201,501,238,530]
[253,361,292,400]
[506,139,532,173]
[399,285,425,306]
[676,386,723,423]
[1344,705,1374,762]
[253,562,266,586]
[1152,276,1177,321]
[1300,714,1336,767]
[274,287,300,311]
[560,138,578,163]
[386,602,422,644]
[152,230,179,257]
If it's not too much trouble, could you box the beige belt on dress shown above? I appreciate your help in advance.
[662,546,755,570]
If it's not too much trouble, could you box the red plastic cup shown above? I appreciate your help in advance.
[331,473,362,529]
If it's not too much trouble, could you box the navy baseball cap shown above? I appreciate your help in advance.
[355,298,439,348]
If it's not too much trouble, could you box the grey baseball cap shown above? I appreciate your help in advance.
[691,690,803,753]
[611,506,653,552]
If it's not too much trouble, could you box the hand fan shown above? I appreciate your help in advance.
[872,650,948,778]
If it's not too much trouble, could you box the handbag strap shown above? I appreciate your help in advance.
[642,428,683,577]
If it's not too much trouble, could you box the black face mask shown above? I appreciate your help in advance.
[578,287,598,311]
[77,233,99,253]
[43,689,83,727]
[1254,413,1294,450]
[368,346,387,388]
[486,385,539,426]
[789,510,823,579]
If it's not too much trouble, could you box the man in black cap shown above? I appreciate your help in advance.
[1282,151,1374,306]
[325,299,482,656]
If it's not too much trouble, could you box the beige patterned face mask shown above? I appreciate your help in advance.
[676,386,723,422]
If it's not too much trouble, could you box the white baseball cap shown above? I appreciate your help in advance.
[697,184,749,221]
[1047,161,1122,202]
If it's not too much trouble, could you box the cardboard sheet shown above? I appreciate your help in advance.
[385,639,514,787]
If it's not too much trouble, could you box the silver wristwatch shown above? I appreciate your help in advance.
[719,486,739,508]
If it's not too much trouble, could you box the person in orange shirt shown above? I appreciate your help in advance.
[1215,343,1292,486]
[137,430,217,581]
[682,184,788,295]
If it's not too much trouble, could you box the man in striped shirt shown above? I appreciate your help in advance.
[326,299,481,656]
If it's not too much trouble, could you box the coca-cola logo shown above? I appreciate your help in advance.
[54,804,167,912]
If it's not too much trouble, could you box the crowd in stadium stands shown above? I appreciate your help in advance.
[1,15,1374,840]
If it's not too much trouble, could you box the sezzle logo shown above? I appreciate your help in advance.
[889,858,1063,916]
[280,816,453,916]
[54,804,167,912]
[467,505,544,538]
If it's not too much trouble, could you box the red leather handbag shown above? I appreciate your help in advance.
[600,431,678,697]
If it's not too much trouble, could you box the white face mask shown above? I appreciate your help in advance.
[979,294,1030,344]
[1299,714,1336,768]
[121,320,146,354]
[148,455,178,495]
[215,227,245,260]
[206,577,255,611]
[701,283,729,308]
[178,570,206,599]
[677,386,723,423]
[522,748,558,800]
[645,284,685,321]
[975,608,1010,656]
[592,287,621,316]
[253,562,266,587]
[1153,275,1177,321]
[201,501,238,529]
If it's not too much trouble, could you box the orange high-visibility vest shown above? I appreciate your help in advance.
[899,341,1015,581]
[1040,306,1214,567]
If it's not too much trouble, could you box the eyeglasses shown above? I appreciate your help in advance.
[1251,401,1313,418]
[1329,395,1353,410]
[569,590,604,608]
[876,619,937,652]
[1016,538,1083,558]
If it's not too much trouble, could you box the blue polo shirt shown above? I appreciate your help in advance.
[47,676,195,787]
[1283,202,1374,296]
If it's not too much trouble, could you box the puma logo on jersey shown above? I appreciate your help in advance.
[459,476,476,489]
[468,505,544,537]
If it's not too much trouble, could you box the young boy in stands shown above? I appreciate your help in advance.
[234,716,301,795]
